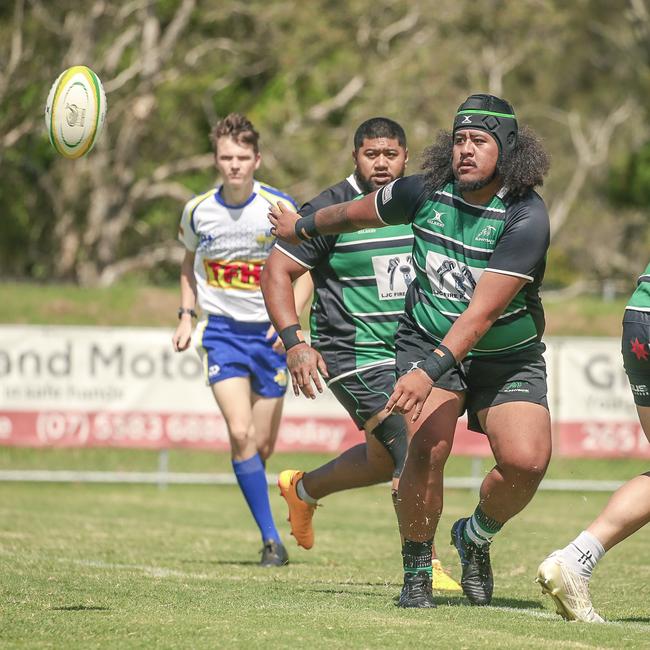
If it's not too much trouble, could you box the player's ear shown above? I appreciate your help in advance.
[254,152,262,170]
[352,148,358,166]
[404,148,409,166]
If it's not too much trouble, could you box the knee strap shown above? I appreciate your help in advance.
[373,413,408,478]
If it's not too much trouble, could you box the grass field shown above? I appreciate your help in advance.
[2,451,650,649]
[0,285,644,647]
[0,281,630,336]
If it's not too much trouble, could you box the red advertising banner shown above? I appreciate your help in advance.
[0,409,494,456]
[556,421,650,459]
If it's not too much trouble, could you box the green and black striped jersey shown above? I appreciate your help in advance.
[627,262,650,312]
[375,175,549,356]
[275,174,414,382]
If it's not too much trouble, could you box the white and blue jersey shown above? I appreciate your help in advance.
[178,179,296,393]
[178,180,296,322]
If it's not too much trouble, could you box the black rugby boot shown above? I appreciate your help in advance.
[260,540,289,567]
[397,570,436,608]
[451,518,493,605]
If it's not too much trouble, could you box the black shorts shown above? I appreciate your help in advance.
[328,363,396,429]
[622,309,650,406]
[395,314,548,434]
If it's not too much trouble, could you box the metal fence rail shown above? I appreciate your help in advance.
[0,469,625,492]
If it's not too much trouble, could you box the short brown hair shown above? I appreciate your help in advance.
[210,113,260,154]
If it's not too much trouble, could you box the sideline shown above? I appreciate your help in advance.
[488,605,650,632]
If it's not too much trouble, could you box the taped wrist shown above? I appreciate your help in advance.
[373,413,408,478]
[295,213,319,241]
[279,324,303,351]
[421,344,456,383]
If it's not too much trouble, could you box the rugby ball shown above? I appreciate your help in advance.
[45,65,107,159]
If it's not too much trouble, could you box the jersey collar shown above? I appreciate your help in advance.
[214,180,258,209]
[346,173,362,194]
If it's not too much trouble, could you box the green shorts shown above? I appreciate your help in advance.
[395,314,548,433]
[328,362,396,429]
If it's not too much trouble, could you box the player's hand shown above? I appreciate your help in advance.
[172,320,193,352]
[385,369,434,423]
[265,324,286,354]
[286,343,329,398]
[268,201,301,244]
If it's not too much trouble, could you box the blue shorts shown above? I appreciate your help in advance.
[196,315,288,398]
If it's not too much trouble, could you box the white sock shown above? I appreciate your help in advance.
[560,530,605,579]
[296,478,317,504]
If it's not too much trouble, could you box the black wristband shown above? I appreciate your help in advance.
[295,214,319,241]
[421,344,456,383]
[178,307,197,319]
[279,324,303,351]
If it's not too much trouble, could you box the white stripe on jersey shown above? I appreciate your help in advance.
[437,190,506,214]
[333,234,413,248]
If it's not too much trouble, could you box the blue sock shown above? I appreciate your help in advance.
[232,453,281,543]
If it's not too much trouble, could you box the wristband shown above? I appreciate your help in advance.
[178,307,197,319]
[421,344,456,382]
[295,214,319,241]
[279,324,303,351]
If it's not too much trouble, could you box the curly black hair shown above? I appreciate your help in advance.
[421,126,550,199]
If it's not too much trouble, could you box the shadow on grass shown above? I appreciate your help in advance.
[50,605,109,611]
[303,586,543,609]
[387,594,544,609]
[486,597,546,610]
[311,588,390,599]
[314,580,402,587]
[182,559,307,567]
[615,617,650,624]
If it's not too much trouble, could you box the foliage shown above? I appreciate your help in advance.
[1,0,650,287]
[609,142,650,207]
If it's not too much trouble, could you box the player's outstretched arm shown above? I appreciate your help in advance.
[269,193,384,245]
[261,248,328,398]
[386,271,527,422]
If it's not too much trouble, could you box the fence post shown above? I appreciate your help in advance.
[158,448,169,490]
[471,456,482,493]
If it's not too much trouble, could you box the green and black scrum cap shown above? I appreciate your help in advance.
[453,94,518,156]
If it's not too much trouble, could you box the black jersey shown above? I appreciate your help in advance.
[275,174,414,382]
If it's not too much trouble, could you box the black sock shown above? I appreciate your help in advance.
[402,538,433,576]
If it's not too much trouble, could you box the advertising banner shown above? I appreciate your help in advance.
[549,337,650,458]
[0,326,648,458]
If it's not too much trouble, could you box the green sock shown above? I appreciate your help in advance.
[463,506,503,547]
[402,538,433,576]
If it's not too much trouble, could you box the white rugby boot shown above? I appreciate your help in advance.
[536,552,604,623]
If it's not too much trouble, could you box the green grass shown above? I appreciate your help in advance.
[2,447,649,483]
[1,451,650,648]
[544,296,629,337]
[0,282,644,647]
[0,281,178,327]
[0,281,629,335]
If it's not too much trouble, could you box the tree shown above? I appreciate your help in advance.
[0,0,648,289]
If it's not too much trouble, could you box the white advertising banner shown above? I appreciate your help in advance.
[0,326,648,458]
[0,325,358,451]
[547,337,649,457]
